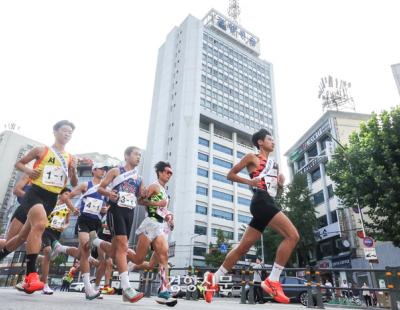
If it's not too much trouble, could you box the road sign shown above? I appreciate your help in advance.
[364,248,378,260]
[220,243,228,254]
[363,237,374,248]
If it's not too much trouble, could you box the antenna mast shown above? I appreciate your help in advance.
[228,0,241,23]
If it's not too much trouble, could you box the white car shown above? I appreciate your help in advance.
[69,282,85,292]
[220,285,243,298]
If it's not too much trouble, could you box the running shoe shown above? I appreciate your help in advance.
[23,272,44,294]
[261,278,290,304]
[122,287,144,303]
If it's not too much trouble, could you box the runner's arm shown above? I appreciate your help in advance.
[62,211,71,230]
[13,174,30,197]
[227,153,260,187]
[98,168,119,201]
[69,183,88,199]
[69,156,78,187]
[15,147,44,179]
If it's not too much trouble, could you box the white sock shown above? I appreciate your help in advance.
[92,238,102,248]
[82,273,92,292]
[59,245,69,254]
[120,271,131,291]
[214,266,228,284]
[268,262,284,282]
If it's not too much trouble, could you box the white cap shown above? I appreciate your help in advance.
[92,163,107,171]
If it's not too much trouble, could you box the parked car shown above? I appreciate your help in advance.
[69,282,85,293]
[247,276,326,306]
[220,285,243,298]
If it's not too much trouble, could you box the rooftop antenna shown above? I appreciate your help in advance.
[228,0,241,23]
[318,75,355,112]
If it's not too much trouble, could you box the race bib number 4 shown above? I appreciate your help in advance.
[51,216,65,230]
[118,192,137,208]
[83,197,103,215]
[42,165,66,187]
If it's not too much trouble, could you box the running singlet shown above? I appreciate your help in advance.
[80,181,104,219]
[113,166,142,209]
[46,203,69,231]
[31,146,72,194]
[249,154,279,198]
[147,181,169,222]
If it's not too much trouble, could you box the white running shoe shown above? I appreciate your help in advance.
[42,284,54,295]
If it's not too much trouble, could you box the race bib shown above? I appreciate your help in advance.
[83,197,103,215]
[117,191,137,208]
[156,207,169,219]
[51,215,65,230]
[42,165,66,187]
[264,168,278,198]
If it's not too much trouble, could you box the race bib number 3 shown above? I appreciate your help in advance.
[51,216,64,230]
[42,165,66,187]
[83,197,103,215]
[118,192,137,209]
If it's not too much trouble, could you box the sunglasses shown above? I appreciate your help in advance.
[164,169,173,176]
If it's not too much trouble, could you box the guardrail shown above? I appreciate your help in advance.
[137,265,400,310]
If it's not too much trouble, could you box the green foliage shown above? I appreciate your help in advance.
[53,253,67,267]
[204,229,232,267]
[327,107,400,246]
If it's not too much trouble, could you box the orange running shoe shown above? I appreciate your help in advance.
[23,272,44,294]
[203,272,218,303]
[261,278,290,304]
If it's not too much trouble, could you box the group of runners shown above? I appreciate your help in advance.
[0,120,300,307]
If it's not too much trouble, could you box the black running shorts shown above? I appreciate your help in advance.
[77,215,101,233]
[11,205,28,224]
[249,189,281,233]
[106,202,134,237]
[42,228,61,249]
[20,184,58,217]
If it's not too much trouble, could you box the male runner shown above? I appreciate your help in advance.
[133,161,176,306]
[94,146,145,303]
[3,120,78,293]
[40,187,72,295]
[203,129,299,304]
[0,174,31,252]
[58,162,107,299]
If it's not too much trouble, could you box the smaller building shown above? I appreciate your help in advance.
[391,63,400,96]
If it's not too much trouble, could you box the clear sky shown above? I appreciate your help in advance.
[1,1,399,174]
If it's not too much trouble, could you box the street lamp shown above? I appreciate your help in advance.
[188,234,200,267]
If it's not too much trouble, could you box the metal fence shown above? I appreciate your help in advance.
[137,266,400,310]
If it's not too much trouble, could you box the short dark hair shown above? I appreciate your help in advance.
[60,187,71,195]
[53,120,75,131]
[155,161,171,178]
[251,129,272,150]
[124,146,140,158]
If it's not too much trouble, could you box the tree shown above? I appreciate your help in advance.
[327,107,400,246]
[205,229,232,267]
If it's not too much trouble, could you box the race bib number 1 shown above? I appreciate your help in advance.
[83,197,103,215]
[42,165,65,187]
[118,192,137,209]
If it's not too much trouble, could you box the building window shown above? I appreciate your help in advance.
[238,183,250,189]
[327,184,334,198]
[193,247,207,257]
[331,210,338,223]
[320,136,331,151]
[237,151,245,159]
[198,152,209,162]
[308,145,318,158]
[211,228,233,240]
[213,143,233,155]
[311,168,321,182]
[297,156,306,169]
[238,197,251,206]
[199,137,209,147]
[238,214,251,224]
[196,186,208,196]
[197,167,209,178]
[213,157,233,169]
[212,172,232,184]
[312,190,324,206]
[194,225,207,235]
[212,190,233,202]
[196,205,207,215]
[317,215,328,229]
[212,209,233,221]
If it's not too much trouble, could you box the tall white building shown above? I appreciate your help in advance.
[143,9,279,267]
[391,63,400,96]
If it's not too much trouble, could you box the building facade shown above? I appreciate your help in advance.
[391,63,400,96]
[143,9,279,267]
